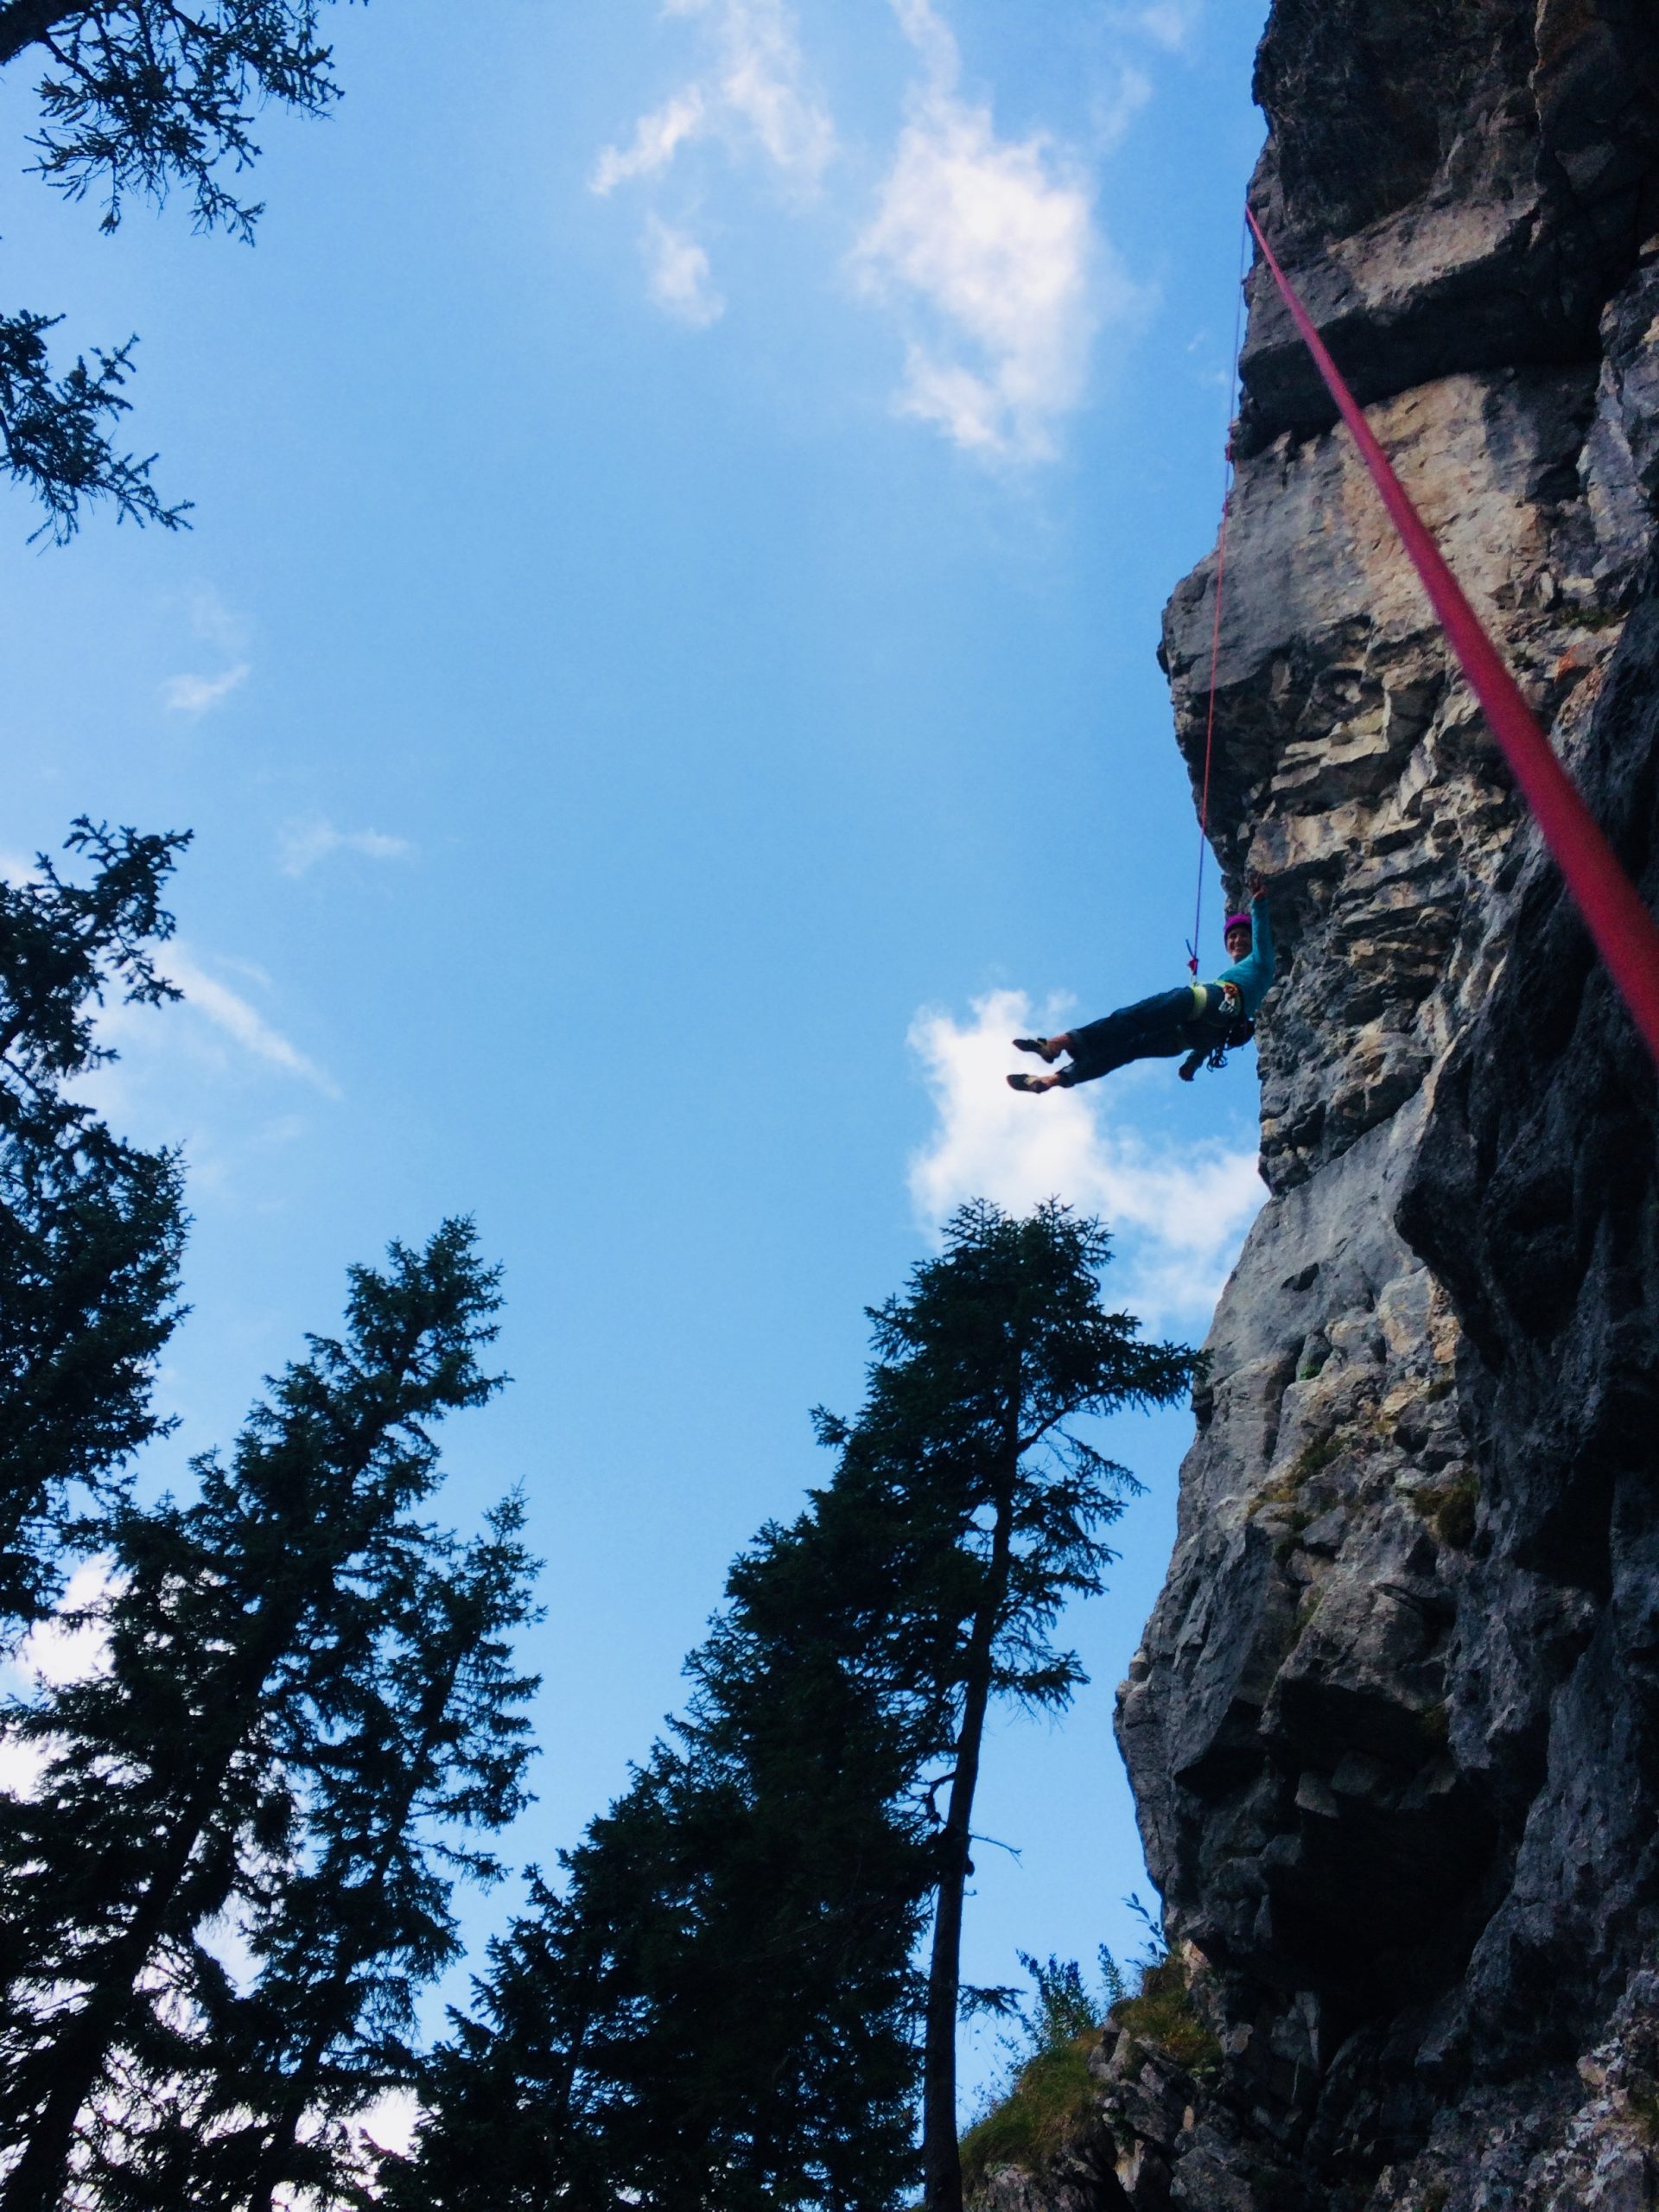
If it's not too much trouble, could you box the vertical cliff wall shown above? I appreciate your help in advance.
[1106,6,1659,2207]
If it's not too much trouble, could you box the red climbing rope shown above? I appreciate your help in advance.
[1243,204,1659,1071]
[1189,224,1249,976]
[1188,456,1233,976]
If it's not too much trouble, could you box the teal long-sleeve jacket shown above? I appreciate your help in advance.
[1197,893,1274,1020]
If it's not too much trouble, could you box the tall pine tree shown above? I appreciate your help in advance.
[398,1500,931,2210]
[0,1219,535,2212]
[0,817,189,1625]
[225,1501,541,2212]
[400,1201,1193,2212]
[815,1201,1194,2212]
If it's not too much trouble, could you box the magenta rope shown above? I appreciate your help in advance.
[1245,205,1659,1070]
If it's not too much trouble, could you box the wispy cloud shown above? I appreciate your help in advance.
[593,87,709,195]
[590,0,835,321]
[184,584,245,652]
[1106,0,1203,54]
[0,1560,116,1796]
[854,0,1141,461]
[163,947,338,1096]
[160,586,252,715]
[643,214,726,325]
[907,988,1262,1323]
[697,0,836,180]
[161,663,250,715]
[277,819,415,878]
[1090,64,1154,152]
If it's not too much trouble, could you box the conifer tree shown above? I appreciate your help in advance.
[223,1501,541,2212]
[816,1200,1194,2212]
[1,3,353,537]
[401,1201,1192,2212]
[0,1218,528,2212]
[0,817,189,1624]
[398,1513,931,2211]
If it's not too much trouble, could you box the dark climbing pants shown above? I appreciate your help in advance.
[1055,988,1208,1087]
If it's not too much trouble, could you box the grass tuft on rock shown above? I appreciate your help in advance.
[959,2027,1107,2196]
[1113,1955,1222,2073]
[962,1921,1220,2202]
[961,1953,1114,2199]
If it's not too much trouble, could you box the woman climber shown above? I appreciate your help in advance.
[1007,872,1274,1093]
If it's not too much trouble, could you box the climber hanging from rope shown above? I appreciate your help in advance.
[1007,871,1273,1093]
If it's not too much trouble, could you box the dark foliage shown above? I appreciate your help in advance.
[817,1202,1193,2212]
[0,817,190,1622]
[0,1220,536,2212]
[0,311,188,542]
[399,1559,930,2212]
[0,1,359,537]
[399,1202,1194,2212]
[9,0,343,235]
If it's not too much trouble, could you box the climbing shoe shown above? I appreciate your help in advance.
[1013,1036,1060,1061]
[1007,1071,1046,1093]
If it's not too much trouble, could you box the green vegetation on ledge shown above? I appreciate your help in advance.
[1111,1956,1222,2075]
[961,1955,1110,2199]
[961,1934,1221,2201]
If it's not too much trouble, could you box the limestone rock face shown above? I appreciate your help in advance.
[1107,5,1659,2208]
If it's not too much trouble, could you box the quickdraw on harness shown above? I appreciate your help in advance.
[1243,205,1659,1073]
[1176,980,1253,1084]
[1203,977,1256,1071]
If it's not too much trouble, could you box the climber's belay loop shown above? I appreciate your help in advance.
[1243,204,1659,1071]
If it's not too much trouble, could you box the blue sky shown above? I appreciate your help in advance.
[3,0,1269,2120]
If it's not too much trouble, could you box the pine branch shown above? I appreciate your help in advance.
[0,310,188,542]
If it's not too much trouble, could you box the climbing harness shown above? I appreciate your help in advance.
[1243,204,1659,1072]
[1187,219,1252,980]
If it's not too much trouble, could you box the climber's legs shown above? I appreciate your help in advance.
[1009,988,1198,1094]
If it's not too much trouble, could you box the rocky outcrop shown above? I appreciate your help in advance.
[1103,5,1659,2208]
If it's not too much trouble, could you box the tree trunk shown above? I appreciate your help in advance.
[920,1664,993,2212]
[921,1418,1020,2212]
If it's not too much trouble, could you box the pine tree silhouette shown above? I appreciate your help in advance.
[398,1201,1193,2212]
[0,817,189,1624]
[0,1220,535,2212]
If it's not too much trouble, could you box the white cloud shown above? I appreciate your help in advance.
[0,1560,116,1798]
[854,0,1141,461]
[163,947,339,1096]
[907,988,1263,1324]
[159,588,252,714]
[161,662,250,715]
[278,819,415,877]
[592,88,709,195]
[589,0,836,194]
[357,2089,420,2158]
[643,215,726,325]
[590,0,835,320]
[1109,0,1203,54]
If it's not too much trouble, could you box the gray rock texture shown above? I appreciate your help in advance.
[1058,4,1659,2208]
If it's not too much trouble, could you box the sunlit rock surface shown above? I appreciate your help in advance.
[1028,3,1659,2207]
